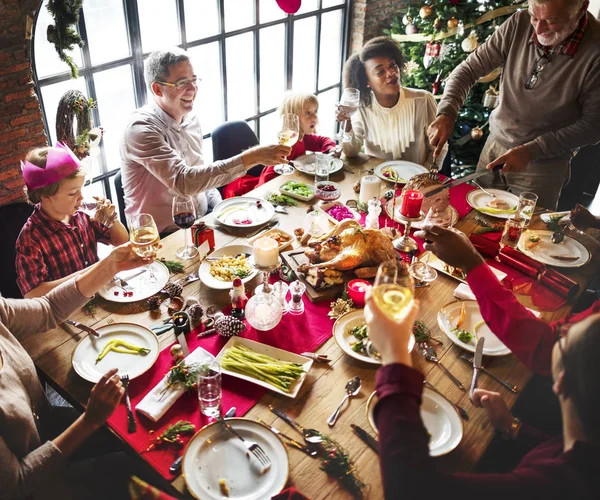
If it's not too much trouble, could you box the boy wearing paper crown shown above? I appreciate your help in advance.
[15,143,129,297]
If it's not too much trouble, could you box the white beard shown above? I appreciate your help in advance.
[537,15,580,47]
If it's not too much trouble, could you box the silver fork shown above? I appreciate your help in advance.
[429,154,440,181]
[418,341,465,391]
[120,372,136,433]
[219,418,271,470]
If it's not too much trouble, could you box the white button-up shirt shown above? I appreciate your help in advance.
[120,101,246,233]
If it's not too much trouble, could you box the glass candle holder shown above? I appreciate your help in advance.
[245,292,283,331]
[347,279,370,308]
[272,281,289,314]
[288,280,306,315]
[501,216,525,248]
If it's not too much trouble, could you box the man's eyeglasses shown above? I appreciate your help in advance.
[525,54,550,90]
[155,77,200,90]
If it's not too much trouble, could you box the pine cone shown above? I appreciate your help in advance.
[214,316,246,338]
[147,295,162,311]
[164,282,183,299]
[187,304,204,325]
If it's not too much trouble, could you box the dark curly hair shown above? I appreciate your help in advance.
[343,36,406,108]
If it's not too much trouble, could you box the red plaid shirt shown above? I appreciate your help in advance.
[15,206,112,295]
[531,12,588,56]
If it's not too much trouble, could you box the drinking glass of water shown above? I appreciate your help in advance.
[197,360,222,419]
[516,192,538,228]
[314,154,330,184]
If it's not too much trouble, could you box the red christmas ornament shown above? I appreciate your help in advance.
[449,0,460,5]
[276,0,301,14]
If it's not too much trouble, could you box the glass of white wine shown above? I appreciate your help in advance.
[335,88,360,143]
[273,113,299,175]
[129,213,160,284]
[372,259,414,322]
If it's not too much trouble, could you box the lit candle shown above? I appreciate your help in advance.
[347,279,371,308]
[253,236,279,267]
[359,175,382,204]
[399,190,423,218]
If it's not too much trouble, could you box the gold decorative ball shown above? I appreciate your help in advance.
[433,17,443,31]
[419,5,433,18]
[402,14,412,26]
[471,127,484,140]
[447,17,459,29]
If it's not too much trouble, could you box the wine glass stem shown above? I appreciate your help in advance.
[184,227,192,253]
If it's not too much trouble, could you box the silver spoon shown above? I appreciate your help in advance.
[472,180,498,201]
[327,376,361,427]
[551,223,569,244]
[269,406,323,444]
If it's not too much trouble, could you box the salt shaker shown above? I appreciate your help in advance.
[366,198,381,229]
[272,281,289,314]
[288,280,306,315]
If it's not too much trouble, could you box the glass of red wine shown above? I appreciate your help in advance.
[172,195,199,260]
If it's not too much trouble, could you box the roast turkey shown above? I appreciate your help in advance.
[304,220,396,271]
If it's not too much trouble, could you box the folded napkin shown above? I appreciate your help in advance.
[497,246,546,278]
[136,347,214,422]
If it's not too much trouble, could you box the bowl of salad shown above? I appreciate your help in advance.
[279,181,315,202]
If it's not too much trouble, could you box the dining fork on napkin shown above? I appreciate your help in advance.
[135,347,214,422]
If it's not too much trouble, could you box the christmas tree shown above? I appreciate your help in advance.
[386,0,524,170]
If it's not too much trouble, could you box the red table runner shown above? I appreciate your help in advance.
[107,292,334,480]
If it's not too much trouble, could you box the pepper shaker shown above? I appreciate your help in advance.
[288,280,306,315]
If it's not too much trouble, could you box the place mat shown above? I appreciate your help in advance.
[106,280,334,480]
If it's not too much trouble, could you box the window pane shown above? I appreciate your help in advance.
[316,87,339,139]
[34,0,83,78]
[292,17,317,92]
[318,10,343,89]
[138,0,180,53]
[83,0,130,65]
[296,0,318,15]
[259,25,285,112]
[322,0,345,7]
[94,65,136,173]
[185,0,219,41]
[40,78,88,144]
[189,43,224,134]
[259,0,286,23]
[259,112,279,145]
[226,33,256,120]
[224,0,254,32]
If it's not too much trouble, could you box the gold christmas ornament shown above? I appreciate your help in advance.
[419,5,433,18]
[447,17,459,29]
[402,14,412,26]
[461,31,479,53]
[433,17,443,31]
[471,127,484,140]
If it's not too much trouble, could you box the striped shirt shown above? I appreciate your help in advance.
[15,206,111,295]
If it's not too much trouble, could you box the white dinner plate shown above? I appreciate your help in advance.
[215,337,312,398]
[466,189,519,219]
[97,262,169,304]
[292,153,344,175]
[437,300,511,356]
[517,229,590,268]
[385,198,459,228]
[199,244,259,290]
[366,389,463,457]
[212,197,275,229]
[333,309,415,365]
[182,418,289,500]
[71,322,160,382]
[374,160,428,184]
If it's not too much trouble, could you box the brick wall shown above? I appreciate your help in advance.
[0,0,46,207]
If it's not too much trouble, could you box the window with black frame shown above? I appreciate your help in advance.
[33,0,349,212]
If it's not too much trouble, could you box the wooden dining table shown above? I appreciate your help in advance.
[23,154,599,499]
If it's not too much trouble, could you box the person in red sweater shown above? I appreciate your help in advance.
[365,228,600,499]
[257,92,338,186]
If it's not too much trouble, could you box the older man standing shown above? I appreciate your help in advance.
[428,0,600,209]
[120,48,290,234]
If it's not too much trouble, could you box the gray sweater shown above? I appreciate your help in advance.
[438,10,600,160]
[0,279,88,499]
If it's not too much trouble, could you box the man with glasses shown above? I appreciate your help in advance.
[428,0,600,210]
[364,223,600,499]
[120,48,291,234]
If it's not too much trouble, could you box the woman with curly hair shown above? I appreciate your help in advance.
[338,36,447,168]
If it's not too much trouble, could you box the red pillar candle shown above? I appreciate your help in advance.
[347,279,371,308]
[399,190,424,218]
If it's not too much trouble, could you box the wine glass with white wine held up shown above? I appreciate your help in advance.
[372,259,414,322]
[273,113,299,175]
[335,88,360,143]
[129,213,160,284]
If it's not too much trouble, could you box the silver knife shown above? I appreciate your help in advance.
[169,406,237,474]
[424,164,503,198]
[351,424,379,453]
[459,353,518,393]
[470,337,485,402]
[246,219,279,239]
[64,319,100,338]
